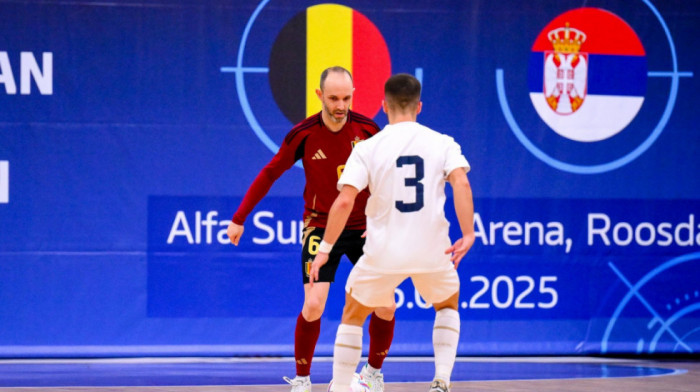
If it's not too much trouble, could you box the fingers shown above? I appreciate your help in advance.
[311,262,320,287]
[444,238,461,255]
[309,253,329,287]
[227,223,244,246]
[446,238,470,268]
[226,224,239,246]
[451,251,465,267]
[450,250,464,263]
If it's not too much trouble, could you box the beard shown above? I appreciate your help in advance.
[324,104,348,123]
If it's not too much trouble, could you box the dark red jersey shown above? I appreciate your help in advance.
[232,110,380,230]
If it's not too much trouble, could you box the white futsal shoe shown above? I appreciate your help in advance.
[327,374,371,391]
[284,375,312,392]
[357,364,385,392]
[428,379,451,392]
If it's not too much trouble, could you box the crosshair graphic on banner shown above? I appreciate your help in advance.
[496,0,694,174]
[602,252,700,354]
[220,0,423,167]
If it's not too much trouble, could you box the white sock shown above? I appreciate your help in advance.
[331,324,363,391]
[363,362,380,374]
[433,308,460,384]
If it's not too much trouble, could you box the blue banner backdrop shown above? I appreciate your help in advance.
[0,0,698,357]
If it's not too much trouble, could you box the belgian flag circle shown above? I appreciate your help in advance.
[269,4,391,125]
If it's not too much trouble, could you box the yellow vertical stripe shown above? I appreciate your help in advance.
[306,4,353,118]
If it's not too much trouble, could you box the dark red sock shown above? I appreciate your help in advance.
[367,312,395,369]
[294,312,321,377]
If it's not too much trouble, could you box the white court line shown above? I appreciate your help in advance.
[0,161,8,204]
[0,356,644,365]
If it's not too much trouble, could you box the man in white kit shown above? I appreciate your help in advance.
[310,73,475,392]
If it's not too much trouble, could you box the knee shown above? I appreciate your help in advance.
[374,304,396,321]
[433,291,460,312]
[342,310,371,326]
[302,298,326,321]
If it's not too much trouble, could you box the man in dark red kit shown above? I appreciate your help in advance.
[227,66,394,392]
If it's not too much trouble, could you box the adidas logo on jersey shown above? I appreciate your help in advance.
[312,149,327,160]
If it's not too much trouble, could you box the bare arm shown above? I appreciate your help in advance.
[309,185,360,284]
[445,167,475,268]
[324,185,359,244]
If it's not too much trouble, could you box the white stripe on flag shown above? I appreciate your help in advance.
[530,93,644,142]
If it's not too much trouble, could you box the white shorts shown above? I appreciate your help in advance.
[345,264,460,308]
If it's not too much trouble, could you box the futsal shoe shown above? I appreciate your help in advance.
[357,364,385,392]
[284,375,312,392]
[428,379,451,392]
[327,376,371,392]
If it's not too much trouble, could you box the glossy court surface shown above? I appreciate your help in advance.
[0,356,697,391]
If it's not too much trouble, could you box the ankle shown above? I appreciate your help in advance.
[364,363,380,374]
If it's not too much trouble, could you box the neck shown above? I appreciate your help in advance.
[388,112,417,124]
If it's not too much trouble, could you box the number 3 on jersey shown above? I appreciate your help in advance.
[395,155,424,212]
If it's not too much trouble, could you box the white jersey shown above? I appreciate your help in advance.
[338,121,470,273]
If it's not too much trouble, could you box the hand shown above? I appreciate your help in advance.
[444,233,475,269]
[309,252,330,287]
[227,222,244,245]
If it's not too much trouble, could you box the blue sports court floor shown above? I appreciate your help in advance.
[0,356,692,389]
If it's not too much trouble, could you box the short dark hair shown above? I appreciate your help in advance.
[384,73,421,111]
[320,66,353,90]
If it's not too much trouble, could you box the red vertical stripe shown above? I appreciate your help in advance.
[352,11,391,119]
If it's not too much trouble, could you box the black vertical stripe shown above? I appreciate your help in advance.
[269,11,307,124]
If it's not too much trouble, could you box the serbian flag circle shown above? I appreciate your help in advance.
[528,8,647,142]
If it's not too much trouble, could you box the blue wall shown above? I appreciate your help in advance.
[0,0,698,357]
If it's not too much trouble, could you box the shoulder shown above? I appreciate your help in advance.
[348,111,381,137]
[284,113,321,145]
[418,123,458,145]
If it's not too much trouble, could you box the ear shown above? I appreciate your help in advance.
[382,100,388,114]
[315,88,323,101]
[416,101,423,115]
